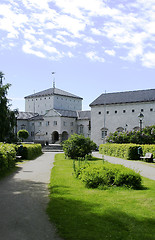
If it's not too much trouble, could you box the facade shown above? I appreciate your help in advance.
[17,87,155,146]
[17,87,91,144]
[90,89,155,146]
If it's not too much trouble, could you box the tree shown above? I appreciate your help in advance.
[17,130,29,142]
[62,134,97,159]
[0,72,17,142]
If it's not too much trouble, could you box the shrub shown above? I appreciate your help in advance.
[0,143,16,173]
[17,144,42,160]
[17,129,29,141]
[80,163,142,189]
[106,125,155,144]
[99,143,140,160]
[62,134,97,159]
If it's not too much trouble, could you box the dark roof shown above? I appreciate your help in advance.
[77,111,91,120]
[25,87,83,99]
[90,89,155,106]
[55,109,77,118]
[17,112,39,120]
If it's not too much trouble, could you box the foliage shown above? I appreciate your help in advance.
[78,162,142,189]
[0,72,17,143]
[106,125,155,144]
[99,143,155,161]
[47,153,155,240]
[17,144,42,160]
[99,143,140,160]
[0,143,16,173]
[62,134,97,159]
[17,129,29,141]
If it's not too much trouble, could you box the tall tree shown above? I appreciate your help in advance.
[0,72,17,142]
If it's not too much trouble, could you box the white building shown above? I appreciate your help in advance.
[17,86,91,144]
[90,89,155,146]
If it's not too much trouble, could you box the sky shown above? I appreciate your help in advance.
[0,0,155,111]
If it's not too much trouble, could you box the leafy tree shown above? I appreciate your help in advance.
[62,134,97,159]
[17,129,29,141]
[0,72,17,142]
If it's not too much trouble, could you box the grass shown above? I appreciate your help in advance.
[47,153,155,240]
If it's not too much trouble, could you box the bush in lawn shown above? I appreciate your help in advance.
[80,163,142,189]
[17,144,42,160]
[0,143,16,173]
[62,134,97,159]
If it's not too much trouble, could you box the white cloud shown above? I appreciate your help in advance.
[85,51,105,62]
[0,0,155,68]
[142,52,155,68]
[105,49,116,56]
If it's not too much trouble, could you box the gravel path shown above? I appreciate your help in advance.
[92,152,155,180]
[0,152,63,240]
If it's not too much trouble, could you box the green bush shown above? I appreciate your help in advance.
[107,125,155,144]
[0,143,16,173]
[80,163,142,189]
[17,129,29,141]
[99,143,155,161]
[17,144,42,160]
[62,134,97,159]
[99,143,140,160]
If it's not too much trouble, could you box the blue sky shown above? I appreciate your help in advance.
[0,0,155,111]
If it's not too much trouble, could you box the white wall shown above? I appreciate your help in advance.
[91,101,155,145]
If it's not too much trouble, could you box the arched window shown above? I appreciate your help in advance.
[116,127,124,133]
[101,127,108,139]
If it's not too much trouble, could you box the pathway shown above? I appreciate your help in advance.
[93,152,155,180]
[0,152,63,240]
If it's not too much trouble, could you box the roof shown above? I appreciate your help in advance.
[90,89,155,106]
[17,112,39,120]
[77,111,91,120]
[25,87,83,100]
[55,109,77,118]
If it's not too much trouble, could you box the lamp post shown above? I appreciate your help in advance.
[138,112,144,131]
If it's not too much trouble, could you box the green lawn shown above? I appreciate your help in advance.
[47,153,155,240]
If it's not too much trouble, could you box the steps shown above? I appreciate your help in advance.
[42,144,63,152]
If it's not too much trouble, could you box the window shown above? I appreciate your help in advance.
[79,125,83,134]
[150,108,153,112]
[63,121,66,126]
[46,121,50,126]
[106,111,109,114]
[46,132,48,135]
[71,130,73,134]
[31,132,34,136]
[54,121,57,126]
[98,111,101,115]
[141,109,144,112]
[115,110,117,114]
[39,122,42,126]
[132,109,135,112]
[70,122,73,126]
[101,130,107,139]
[21,124,26,130]
[123,110,126,113]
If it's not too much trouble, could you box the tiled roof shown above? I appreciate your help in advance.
[77,111,91,120]
[90,89,155,106]
[17,112,39,120]
[25,87,83,99]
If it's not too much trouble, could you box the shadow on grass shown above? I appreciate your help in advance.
[47,192,155,240]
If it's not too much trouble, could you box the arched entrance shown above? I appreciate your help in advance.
[62,131,68,142]
[52,131,59,143]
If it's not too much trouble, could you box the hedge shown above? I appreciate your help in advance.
[79,163,142,189]
[99,143,155,161]
[17,144,42,160]
[0,143,16,173]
